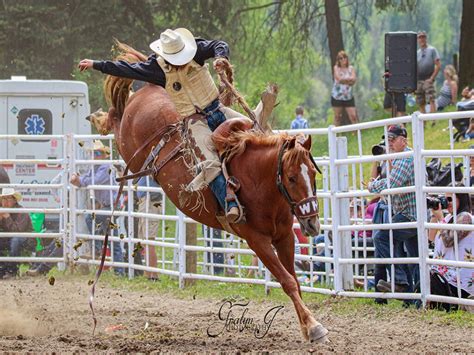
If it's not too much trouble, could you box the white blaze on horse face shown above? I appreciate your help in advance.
[300,163,314,197]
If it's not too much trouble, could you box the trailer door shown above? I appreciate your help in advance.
[6,96,64,208]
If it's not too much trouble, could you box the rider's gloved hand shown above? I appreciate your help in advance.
[78,59,94,72]
[213,57,228,73]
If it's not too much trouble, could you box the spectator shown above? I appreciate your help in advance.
[465,119,474,141]
[0,188,33,278]
[70,140,124,276]
[136,176,162,280]
[331,50,358,126]
[202,225,227,275]
[470,147,474,213]
[290,106,309,130]
[458,86,474,103]
[427,190,473,310]
[351,197,378,241]
[0,165,10,194]
[383,92,407,117]
[25,172,66,276]
[416,31,441,114]
[436,64,458,112]
[470,146,474,188]
[366,125,418,295]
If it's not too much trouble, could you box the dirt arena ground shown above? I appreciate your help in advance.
[0,276,473,353]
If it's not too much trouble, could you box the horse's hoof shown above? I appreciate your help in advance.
[309,324,329,343]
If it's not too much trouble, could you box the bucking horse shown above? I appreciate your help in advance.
[89,43,329,343]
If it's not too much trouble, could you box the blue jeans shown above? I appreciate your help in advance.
[202,226,224,275]
[203,102,237,213]
[373,212,418,287]
[209,174,238,212]
[86,212,124,276]
[5,237,34,275]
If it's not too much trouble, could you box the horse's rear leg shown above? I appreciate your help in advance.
[247,235,328,343]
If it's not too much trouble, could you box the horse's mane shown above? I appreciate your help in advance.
[103,40,148,119]
[215,130,308,165]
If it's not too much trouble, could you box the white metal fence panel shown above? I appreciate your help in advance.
[1,111,473,309]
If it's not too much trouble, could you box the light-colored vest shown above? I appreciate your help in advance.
[157,57,219,117]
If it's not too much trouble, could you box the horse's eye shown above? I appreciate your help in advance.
[289,176,297,183]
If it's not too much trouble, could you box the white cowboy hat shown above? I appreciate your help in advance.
[0,187,22,202]
[149,28,197,66]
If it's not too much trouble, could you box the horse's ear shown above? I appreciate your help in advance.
[302,135,312,151]
[288,137,296,150]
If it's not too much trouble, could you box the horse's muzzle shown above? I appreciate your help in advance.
[299,216,320,237]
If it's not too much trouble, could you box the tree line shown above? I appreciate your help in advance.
[0,0,472,128]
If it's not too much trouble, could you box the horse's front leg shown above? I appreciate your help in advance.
[247,233,328,343]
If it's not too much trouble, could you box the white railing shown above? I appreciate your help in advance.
[1,110,473,309]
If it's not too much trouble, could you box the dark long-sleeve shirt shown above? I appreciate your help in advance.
[92,39,230,88]
[0,203,32,233]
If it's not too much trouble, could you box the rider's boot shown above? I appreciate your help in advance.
[209,174,240,223]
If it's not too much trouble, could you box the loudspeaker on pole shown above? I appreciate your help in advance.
[384,31,417,93]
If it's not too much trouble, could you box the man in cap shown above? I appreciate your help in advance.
[0,188,33,278]
[416,31,441,114]
[78,28,246,223]
[70,140,125,276]
[366,125,418,298]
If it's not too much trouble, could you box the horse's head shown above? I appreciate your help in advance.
[86,108,110,135]
[278,135,321,236]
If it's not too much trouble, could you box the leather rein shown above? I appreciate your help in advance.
[89,122,180,334]
[276,140,322,221]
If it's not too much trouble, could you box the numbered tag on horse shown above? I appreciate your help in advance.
[295,197,319,218]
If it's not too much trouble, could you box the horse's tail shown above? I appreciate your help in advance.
[103,40,148,119]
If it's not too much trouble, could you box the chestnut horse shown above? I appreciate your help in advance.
[99,49,328,343]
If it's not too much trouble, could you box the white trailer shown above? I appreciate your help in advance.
[0,77,91,227]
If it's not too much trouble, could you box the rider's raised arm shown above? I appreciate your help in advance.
[193,39,230,65]
[92,53,166,87]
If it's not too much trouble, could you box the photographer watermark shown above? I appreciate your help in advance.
[207,300,284,339]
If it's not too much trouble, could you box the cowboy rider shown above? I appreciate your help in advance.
[78,28,247,223]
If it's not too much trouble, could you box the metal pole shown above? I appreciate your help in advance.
[412,111,429,307]
[178,210,186,289]
[69,134,78,267]
[62,134,71,269]
[127,179,134,279]
[328,125,343,292]
[336,137,353,290]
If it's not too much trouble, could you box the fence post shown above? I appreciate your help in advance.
[336,137,353,290]
[178,210,186,289]
[68,134,77,268]
[64,134,72,268]
[322,165,331,283]
[127,179,134,279]
[185,223,197,287]
[412,111,429,307]
[328,126,343,292]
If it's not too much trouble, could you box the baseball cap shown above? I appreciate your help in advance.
[382,125,407,139]
[417,31,427,37]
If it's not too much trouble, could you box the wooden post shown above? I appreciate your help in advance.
[184,222,197,287]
